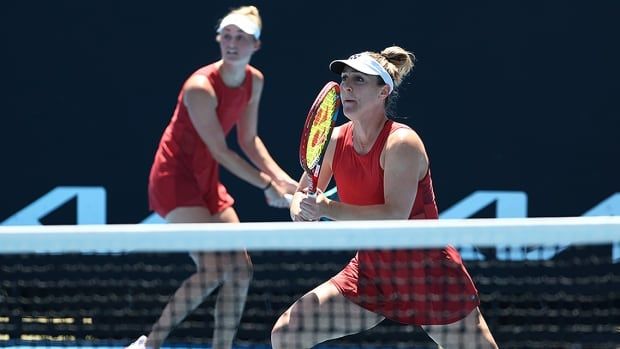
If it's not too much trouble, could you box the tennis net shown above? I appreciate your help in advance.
[1,217,619,349]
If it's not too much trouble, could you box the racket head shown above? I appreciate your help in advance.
[299,81,341,189]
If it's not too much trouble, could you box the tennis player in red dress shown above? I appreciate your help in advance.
[128,6,298,349]
[272,46,499,349]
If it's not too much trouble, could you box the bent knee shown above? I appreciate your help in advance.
[271,311,291,349]
[230,259,253,285]
[270,325,284,349]
[271,296,320,340]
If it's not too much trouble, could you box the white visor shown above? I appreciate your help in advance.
[217,13,261,40]
[329,53,394,93]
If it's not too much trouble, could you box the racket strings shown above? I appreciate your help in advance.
[305,90,339,168]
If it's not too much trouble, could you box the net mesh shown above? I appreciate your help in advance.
[1,217,619,349]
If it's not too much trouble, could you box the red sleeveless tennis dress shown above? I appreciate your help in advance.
[148,63,254,217]
[329,120,480,325]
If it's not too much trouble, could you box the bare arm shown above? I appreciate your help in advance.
[236,70,298,192]
[300,128,428,221]
[183,74,271,189]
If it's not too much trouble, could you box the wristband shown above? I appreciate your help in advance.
[262,180,273,191]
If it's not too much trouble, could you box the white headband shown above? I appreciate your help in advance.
[217,13,261,40]
[329,53,394,93]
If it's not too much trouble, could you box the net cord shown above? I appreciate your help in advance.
[0,216,619,253]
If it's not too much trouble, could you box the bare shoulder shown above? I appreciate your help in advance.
[248,65,264,81]
[248,65,264,102]
[383,126,429,178]
[183,74,215,95]
[182,74,216,107]
[330,125,342,142]
[248,65,265,88]
[322,125,342,167]
[386,127,425,153]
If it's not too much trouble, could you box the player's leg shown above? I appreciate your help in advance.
[211,248,252,349]
[423,307,498,349]
[204,206,252,349]
[145,206,242,349]
[271,280,385,349]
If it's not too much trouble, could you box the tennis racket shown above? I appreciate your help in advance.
[299,81,341,194]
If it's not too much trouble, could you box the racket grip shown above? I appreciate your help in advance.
[307,170,319,196]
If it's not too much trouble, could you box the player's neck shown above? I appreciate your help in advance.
[352,117,387,153]
[217,60,247,88]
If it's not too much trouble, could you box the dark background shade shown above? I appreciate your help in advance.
[1,1,618,223]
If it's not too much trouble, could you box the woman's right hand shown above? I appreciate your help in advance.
[263,181,290,208]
